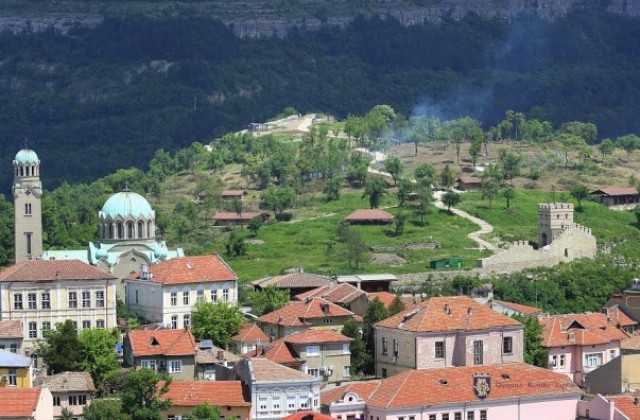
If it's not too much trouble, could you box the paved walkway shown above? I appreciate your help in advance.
[433,191,498,251]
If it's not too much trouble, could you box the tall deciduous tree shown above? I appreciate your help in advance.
[247,285,290,317]
[442,191,461,212]
[362,298,388,374]
[362,178,387,209]
[599,138,614,160]
[396,178,414,208]
[188,403,223,420]
[439,165,455,189]
[191,302,245,349]
[383,157,403,187]
[120,369,172,420]
[39,320,86,374]
[412,187,433,224]
[570,184,590,210]
[83,399,131,420]
[512,314,547,367]
[259,186,296,219]
[342,319,369,376]
[78,328,120,390]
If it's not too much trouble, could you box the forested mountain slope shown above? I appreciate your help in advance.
[1,8,640,190]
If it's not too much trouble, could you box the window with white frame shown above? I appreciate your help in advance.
[196,289,205,302]
[258,396,269,411]
[287,396,296,409]
[14,294,23,310]
[140,359,157,371]
[41,292,50,309]
[272,396,281,411]
[10,344,17,353]
[435,341,445,359]
[96,320,105,329]
[584,352,603,368]
[610,349,616,361]
[467,412,474,420]
[53,396,61,406]
[343,343,350,354]
[28,293,37,309]
[96,291,105,308]
[171,292,177,306]
[82,291,91,308]
[381,337,388,355]
[28,322,37,339]
[168,360,182,373]
[68,292,78,308]
[442,414,449,420]
[211,289,218,302]
[183,314,191,329]
[223,289,229,301]
[82,320,91,329]
[559,354,566,367]
[182,290,190,305]
[8,368,17,386]
[480,410,487,420]
[343,366,351,377]
[42,322,51,333]
[306,345,320,356]
[503,336,513,354]
[68,396,78,405]
[171,315,178,329]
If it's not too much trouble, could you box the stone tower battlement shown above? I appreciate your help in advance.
[538,202,574,247]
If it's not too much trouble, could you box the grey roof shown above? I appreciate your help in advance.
[336,273,398,283]
[41,371,95,393]
[0,349,31,367]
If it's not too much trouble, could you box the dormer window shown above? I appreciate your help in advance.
[150,337,159,347]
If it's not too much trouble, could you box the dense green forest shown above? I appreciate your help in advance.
[1,7,640,191]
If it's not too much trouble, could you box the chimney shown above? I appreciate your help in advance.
[635,397,640,407]
[444,304,449,313]
[217,350,225,360]
[568,332,576,342]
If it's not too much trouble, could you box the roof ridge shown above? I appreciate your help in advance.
[384,372,411,408]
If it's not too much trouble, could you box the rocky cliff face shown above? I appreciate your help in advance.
[0,0,638,37]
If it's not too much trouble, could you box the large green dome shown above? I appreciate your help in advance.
[100,191,154,220]
[14,149,39,165]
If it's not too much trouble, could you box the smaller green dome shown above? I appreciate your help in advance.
[154,246,167,260]
[14,149,39,165]
[95,248,108,260]
[100,191,154,220]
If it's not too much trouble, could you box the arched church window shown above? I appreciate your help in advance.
[147,220,152,238]
[137,221,144,238]
[117,223,123,239]
[127,222,134,239]
[109,223,114,239]
[19,167,24,176]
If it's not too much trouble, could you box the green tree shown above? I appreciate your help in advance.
[616,134,640,158]
[230,197,244,226]
[120,369,172,420]
[599,138,615,160]
[341,319,369,376]
[259,186,296,219]
[560,135,587,168]
[83,399,131,420]
[393,212,407,237]
[469,137,483,168]
[559,121,598,144]
[60,408,75,420]
[247,216,263,237]
[225,231,246,257]
[512,315,547,367]
[388,294,406,316]
[247,285,290,317]
[570,184,590,210]
[634,206,640,228]
[442,191,461,212]
[502,186,516,208]
[396,178,414,208]
[78,328,120,390]
[439,164,455,189]
[323,177,342,201]
[39,320,86,374]
[481,178,500,207]
[498,148,522,183]
[383,157,403,187]
[344,230,368,269]
[362,298,388,374]
[191,301,245,349]
[412,187,433,224]
[362,178,387,209]
[414,163,435,185]
[188,403,222,420]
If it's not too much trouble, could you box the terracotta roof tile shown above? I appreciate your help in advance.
[345,209,394,222]
[457,176,482,184]
[366,364,580,409]
[0,320,22,338]
[249,358,317,382]
[0,259,117,282]
[540,313,629,347]
[232,323,269,343]
[281,411,337,420]
[321,380,382,406]
[128,255,237,285]
[160,380,250,407]
[591,187,638,196]
[368,292,396,309]
[252,273,330,289]
[0,388,42,417]
[295,283,366,304]
[606,305,638,327]
[608,395,640,419]
[376,296,521,332]
[195,345,241,364]
[244,338,302,365]
[621,334,640,350]
[284,330,353,345]
[127,329,196,357]
[213,212,267,221]
[42,371,95,393]
[493,300,542,316]
[258,297,357,326]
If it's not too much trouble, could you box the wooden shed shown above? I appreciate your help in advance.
[590,187,639,210]
[456,177,483,191]
[344,209,394,225]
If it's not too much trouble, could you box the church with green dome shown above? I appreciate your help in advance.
[13,146,184,280]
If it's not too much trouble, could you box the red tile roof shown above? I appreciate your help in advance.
[232,323,269,343]
[295,283,365,304]
[345,209,394,222]
[609,395,640,419]
[258,297,357,326]
[281,411,337,420]
[620,334,640,350]
[160,380,250,407]
[493,300,542,316]
[366,364,580,409]
[128,255,237,285]
[0,320,22,338]
[540,313,629,347]
[0,259,116,282]
[284,329,353,345]
[368,292,396,309]
[376,296,521,332]
[605,305,638,327]
[244,338,302,366]
[222,190,248,197]
[252,273,330,289]
[591,187,639,196]
[457,176,482,184]
[0,388,42,417]
[213,212,267,221]
[249,358,317,382]
[321,380,382,406]
[127,329,196,357]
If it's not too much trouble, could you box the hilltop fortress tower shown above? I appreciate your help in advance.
[538,203,574,247]
[12,147,43,263]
